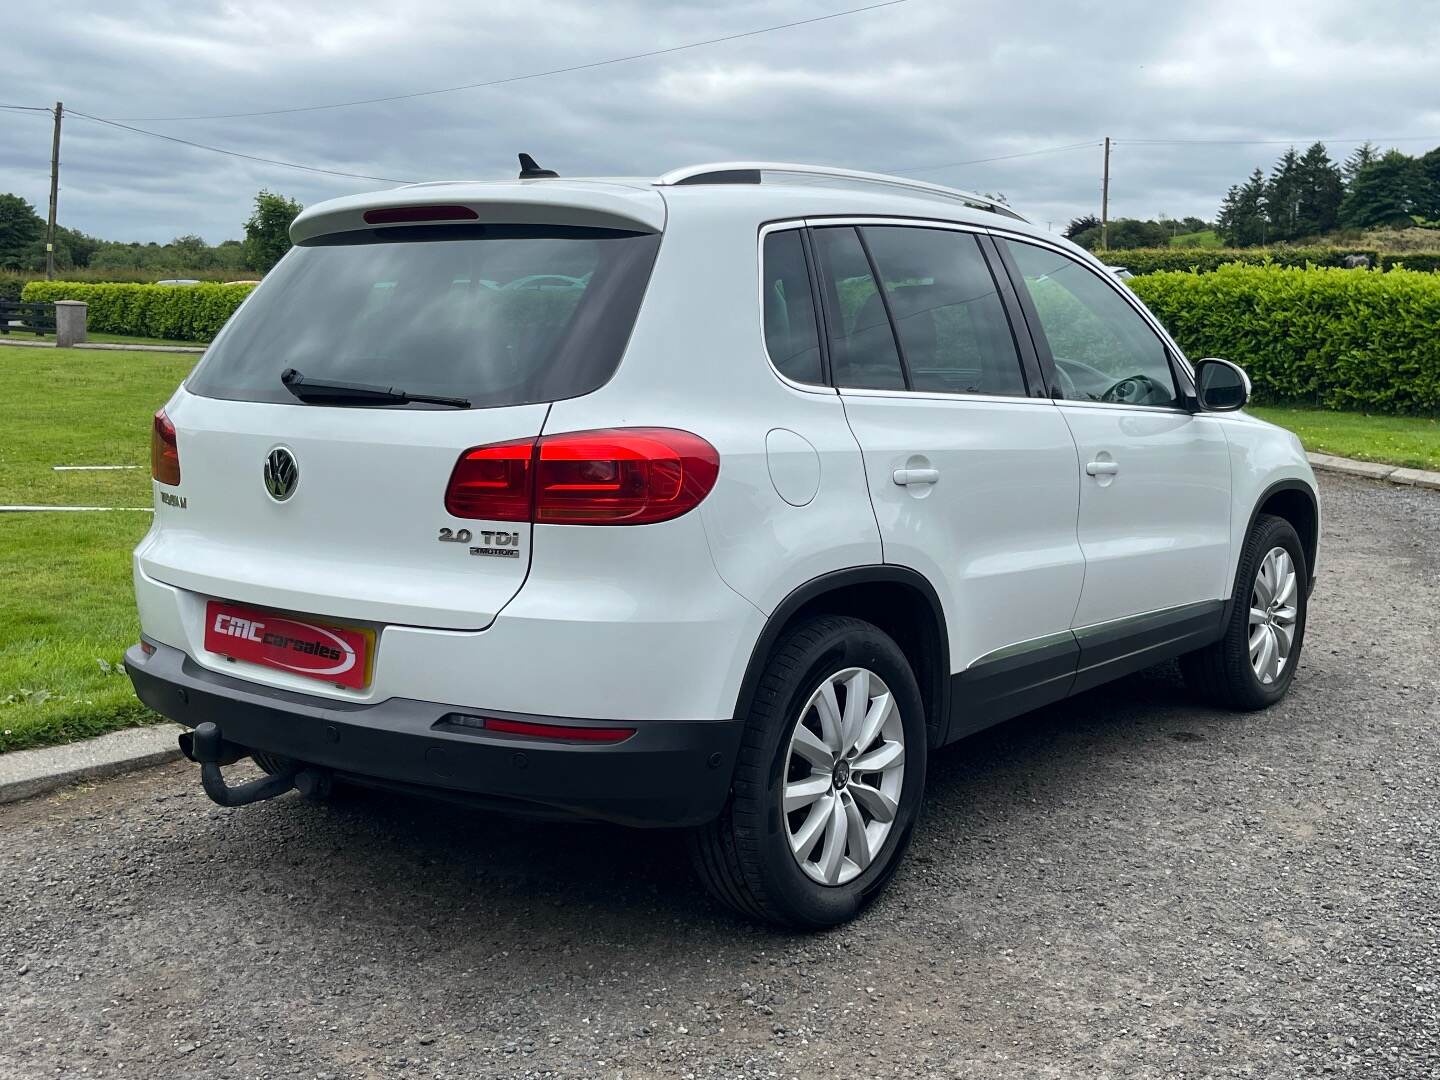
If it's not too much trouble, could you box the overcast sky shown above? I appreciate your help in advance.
[3,0,1437,243]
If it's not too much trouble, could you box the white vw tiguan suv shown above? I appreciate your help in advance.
[126,160,1318,928]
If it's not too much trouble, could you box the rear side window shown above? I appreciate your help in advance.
[810,226,906,390]
[188,224,661,409]
[761,230,823,385]
[860,226,1027,397]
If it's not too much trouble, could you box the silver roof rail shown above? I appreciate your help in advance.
[654,161,1026,222]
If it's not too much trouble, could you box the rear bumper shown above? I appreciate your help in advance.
[125,640,742,827]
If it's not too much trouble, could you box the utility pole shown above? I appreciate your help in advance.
[45,101,63,280]
[1100,136,1111,251]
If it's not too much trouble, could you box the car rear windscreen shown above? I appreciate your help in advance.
[187,223,661,409]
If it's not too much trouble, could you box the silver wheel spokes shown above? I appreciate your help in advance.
[782,667,905,887]
[1249,546,1298,685]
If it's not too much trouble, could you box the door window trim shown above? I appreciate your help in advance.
[797,216,1042,401]
[985,229,1198,414]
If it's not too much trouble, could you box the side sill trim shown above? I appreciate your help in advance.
[1070,599,1226,695]
[946,600,1227,744]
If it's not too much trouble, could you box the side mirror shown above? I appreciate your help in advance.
[1194,357,1250,412]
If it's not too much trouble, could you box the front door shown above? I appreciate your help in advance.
[996,237,1232,684]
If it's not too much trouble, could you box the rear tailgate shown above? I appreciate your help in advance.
[140,187,663,635]
[140,391,545,630]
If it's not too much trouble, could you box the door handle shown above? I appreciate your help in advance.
[892,467,940,486]
[1086,460,1120,476]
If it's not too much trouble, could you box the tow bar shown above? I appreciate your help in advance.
[179,722,332,807]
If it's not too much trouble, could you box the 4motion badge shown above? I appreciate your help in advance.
[438,527,522,559]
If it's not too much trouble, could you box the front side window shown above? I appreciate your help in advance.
[760,230,823,385]
[860,226,1027,397]
[1003,239,1178,408]
[810,226,906,390]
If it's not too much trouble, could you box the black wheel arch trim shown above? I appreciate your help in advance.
[1245,478,1320,596]
[732,565,951,747]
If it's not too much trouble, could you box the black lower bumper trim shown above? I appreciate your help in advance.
[125,640,741,828]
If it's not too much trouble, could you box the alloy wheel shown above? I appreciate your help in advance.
[781,666,906,886]
[1249,546,1298,685]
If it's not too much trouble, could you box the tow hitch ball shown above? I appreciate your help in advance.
[179,722,331,807]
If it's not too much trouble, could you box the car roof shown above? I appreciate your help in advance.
[290,163,1072,254]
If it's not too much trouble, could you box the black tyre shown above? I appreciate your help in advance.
[1181,513,1308,711]
[689,615,928,928]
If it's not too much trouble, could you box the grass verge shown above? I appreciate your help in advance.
[1248,406,1440,472]
[0,348,194,753]
[2,330,208,348]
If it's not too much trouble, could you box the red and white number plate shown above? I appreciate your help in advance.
[203,601,372,689]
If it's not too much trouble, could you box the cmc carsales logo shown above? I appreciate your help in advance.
[204,602,368,688]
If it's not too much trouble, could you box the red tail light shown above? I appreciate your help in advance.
[444,428,719,525]
[444,438,536,520]
[151,410,181,486]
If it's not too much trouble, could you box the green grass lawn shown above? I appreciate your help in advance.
[1169,229,1223,248]
[1248,406,1440,472]
[1,348,194,753]
[2,330,209,348]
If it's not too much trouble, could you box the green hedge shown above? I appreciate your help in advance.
[1377,253,1440,273]
[1102,247,1387,276]
[20,281,256,341]
[1131,264,1440,414]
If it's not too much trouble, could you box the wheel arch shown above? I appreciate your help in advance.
[733,567,950,748]
[1248,479,1320,591]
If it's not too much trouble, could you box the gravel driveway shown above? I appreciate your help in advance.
[3,472,1438,1080]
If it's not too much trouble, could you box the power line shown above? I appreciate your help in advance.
[902,141,1101,174]
[1,103,52,113]
[1119,135,1439,146]
[67,110,413,184]
[104,0,913,122]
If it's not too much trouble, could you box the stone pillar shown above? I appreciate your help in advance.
[54,300,88,347]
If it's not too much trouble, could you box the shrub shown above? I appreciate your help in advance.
[4,266,256,284]
[1377,252,1440,273]
[19,281,256,341]
[0,275,23,303]
[1104,247,1382,275]
[1130,264,1440,414]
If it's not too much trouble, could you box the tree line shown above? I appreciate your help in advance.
[1063,141,1440,252]
[0,190,303,275]
[1215,142,1440,246]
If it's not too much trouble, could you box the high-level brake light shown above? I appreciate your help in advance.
[362,205,480,224]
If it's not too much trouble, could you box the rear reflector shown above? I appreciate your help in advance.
[151,409,180,486]
[445,428,719,526]
[442,713,636,743]
[362,204,480,224]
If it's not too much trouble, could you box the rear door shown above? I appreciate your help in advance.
[994,237,1232,669]
[141,220,660,631]
[811,221,1086,737]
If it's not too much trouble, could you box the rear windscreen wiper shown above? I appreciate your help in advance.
[280,368,470,409]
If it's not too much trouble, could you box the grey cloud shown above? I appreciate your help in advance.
[2,0,1435,243]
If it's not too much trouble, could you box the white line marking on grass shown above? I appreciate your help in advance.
[0,505,154,513]
[52,465,144,471]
